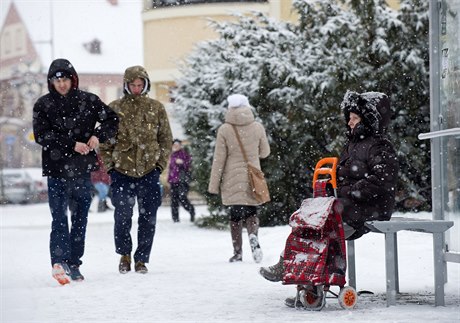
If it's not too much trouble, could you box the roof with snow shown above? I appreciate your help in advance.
[0,0,143,74]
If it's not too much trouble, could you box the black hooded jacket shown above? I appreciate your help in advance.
[336,91,399,239]
[33,58,119,178]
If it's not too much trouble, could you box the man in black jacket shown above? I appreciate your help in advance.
[33,58,118,285]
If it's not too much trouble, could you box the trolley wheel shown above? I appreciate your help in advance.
[300,285,325,310]
[338,286,358,309]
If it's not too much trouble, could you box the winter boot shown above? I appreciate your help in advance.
[229,253,242,262]
[135,261,148,274]
[103,200,112,210]
[230,220,243,262]
[97,199,107,212]
[284,296,304,308]
[52,263,71,285]
[246,216,263,263]
[119,254,131,274]
[249,233,263,263]
[190,208,195,222]
[259,256,284,282]
[69,265,85,281]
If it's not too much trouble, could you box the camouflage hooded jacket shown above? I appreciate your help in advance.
[100,66,172,178]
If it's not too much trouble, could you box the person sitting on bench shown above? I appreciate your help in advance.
[260,90,399,282]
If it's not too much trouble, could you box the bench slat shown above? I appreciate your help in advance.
[365,217,453,234]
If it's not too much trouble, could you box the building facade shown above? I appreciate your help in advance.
[141,0,296,102]
[0,0,143,168]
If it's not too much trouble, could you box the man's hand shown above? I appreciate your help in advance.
[87,136,99,150]
[74,142,91,155]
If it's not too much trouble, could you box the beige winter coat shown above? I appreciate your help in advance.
[208,106,270,205]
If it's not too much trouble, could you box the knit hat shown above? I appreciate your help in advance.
[227,94,250,108]
[47,58,79,92]
[50,70,73,80]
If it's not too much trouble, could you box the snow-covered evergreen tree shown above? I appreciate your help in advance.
[345,0,431,208]
[171,0,430,226]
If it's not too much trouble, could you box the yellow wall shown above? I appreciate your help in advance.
[143,0,400,100]
[142,2,268,87]
[386,0,400,10]
[272,0,297,22]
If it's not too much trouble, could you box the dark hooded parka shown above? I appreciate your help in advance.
[336,91,399,240]
[33,58,119,178]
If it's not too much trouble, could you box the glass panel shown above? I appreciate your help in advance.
[440,0,460,253]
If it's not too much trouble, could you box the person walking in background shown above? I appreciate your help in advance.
[100,65,172,275]
[33,58,119,285]
[91,153,112,212]
[208,94,270,263]
[167,139,195,222]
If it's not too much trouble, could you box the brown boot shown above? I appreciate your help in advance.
[229,220,243,262]
[135,261,148,274]
[229,253,242,262]
[245,216,260,237]
[119,254,131,274]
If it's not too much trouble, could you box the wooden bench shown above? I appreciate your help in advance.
[346,217,454,307]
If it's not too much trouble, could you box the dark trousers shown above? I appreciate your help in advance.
[110,170,162,263]
[47,175,92,267]
[170,183,195,222]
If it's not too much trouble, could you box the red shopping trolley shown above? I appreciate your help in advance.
[282,157,358,310]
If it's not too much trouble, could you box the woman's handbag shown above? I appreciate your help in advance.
[231,125,270,204]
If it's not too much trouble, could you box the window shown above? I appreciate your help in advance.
[2,31,12,55]
[15,27,24,51]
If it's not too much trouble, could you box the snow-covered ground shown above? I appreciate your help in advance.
[1,202,459,323]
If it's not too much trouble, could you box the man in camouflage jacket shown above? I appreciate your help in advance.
[100,65,172,274]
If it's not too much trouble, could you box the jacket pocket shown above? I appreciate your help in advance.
[113,143,135,171]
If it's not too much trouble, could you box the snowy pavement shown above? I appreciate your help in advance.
[1,202,459,323]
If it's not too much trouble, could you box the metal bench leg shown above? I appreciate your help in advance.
[347,240,356,289]
[433,233,446,306]
[384,232,398,306]
[394,234,399,294]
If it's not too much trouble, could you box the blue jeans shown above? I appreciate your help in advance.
[94,182,110,200]
[47,175,92,267]
[110,169,162,263]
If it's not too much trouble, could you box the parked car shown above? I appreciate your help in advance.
[0,168,47,204]
[23,168,48,203]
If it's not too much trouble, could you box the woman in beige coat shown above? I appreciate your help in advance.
[208,94,270,263]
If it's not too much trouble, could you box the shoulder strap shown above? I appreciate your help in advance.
[231,124,249,163]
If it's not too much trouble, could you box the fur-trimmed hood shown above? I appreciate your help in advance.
[341,91,391,138]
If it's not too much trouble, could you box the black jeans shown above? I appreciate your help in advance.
[170,182,195,222]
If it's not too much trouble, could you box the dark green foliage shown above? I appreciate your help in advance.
[171,0,431,227]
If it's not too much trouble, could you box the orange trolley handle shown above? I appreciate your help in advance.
[312,157,338,190]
